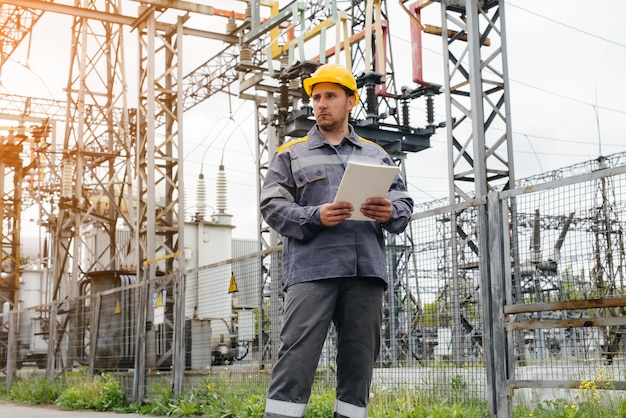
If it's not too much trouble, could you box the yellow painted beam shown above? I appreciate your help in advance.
[270,10,351,63]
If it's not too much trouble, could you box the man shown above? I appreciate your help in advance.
[260,62,414,418]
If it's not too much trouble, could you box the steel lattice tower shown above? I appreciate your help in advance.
[435,1,515,414]
[0,3,511,409]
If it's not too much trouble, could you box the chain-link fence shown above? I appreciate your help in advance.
[505,162,626,391]
[2,157,626,415]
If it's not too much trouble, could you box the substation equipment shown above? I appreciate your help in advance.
[0,1,521,413]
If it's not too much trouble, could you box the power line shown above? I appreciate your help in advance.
[507,2,626,49]
[390,1,626,118]
[393,31,626,117]
[410,105,623,151]
[511,79,626,115]
[512,131,622,149]
[183,98,249,169]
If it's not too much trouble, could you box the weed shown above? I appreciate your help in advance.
[54,373,127,411]
[7,370,626,417]
[9,377,61,404]
[450,374,467,393]
[513,367,626,418]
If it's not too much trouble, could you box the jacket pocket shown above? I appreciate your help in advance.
[294,165,327,188]
[294,165,330,205]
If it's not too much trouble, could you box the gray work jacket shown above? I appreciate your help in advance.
[260,125,414,290]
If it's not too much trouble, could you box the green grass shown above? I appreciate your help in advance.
[3,370,626,417]
[512,397,626,418]
[4,368,127,412]
[5,375,61,405]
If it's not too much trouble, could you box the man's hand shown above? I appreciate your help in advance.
[320,202,354,226]
[361,197,392,223]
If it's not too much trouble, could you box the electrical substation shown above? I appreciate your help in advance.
[1,1,625,417]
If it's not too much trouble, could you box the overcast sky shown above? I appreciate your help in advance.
[3,0,625,239]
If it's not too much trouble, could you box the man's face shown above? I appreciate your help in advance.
[310,82,355,133]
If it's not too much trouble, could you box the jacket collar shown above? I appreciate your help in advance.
[307,124,362,150]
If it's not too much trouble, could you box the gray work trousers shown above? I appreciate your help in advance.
[264,277,385,418]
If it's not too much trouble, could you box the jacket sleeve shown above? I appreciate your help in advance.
[381,173,414,235]
[260,151,324,241]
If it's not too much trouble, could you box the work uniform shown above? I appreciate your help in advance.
[260,124,413,418]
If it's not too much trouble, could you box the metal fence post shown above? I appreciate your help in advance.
[172,272,186,395]
[46,302,58,380]
[133,279,149,402]
[485,191,512,417]
[89,294,102,377]
[5,310,17,390]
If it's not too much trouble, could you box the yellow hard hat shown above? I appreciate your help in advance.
[303,63,360,103]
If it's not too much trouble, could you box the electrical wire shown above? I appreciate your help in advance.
[219,110,255,166]
[183,97,249,172]
[1,58,57,99]
[507,2,626,49]
[512,79,626,116]
[389,3,626,166]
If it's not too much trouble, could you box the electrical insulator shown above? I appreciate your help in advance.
[279,79,289,114]
[196,173,207,221]
[300,74,311,106]
[226,16,237,34]
[401,99,410,127]
[61,162,74,198]
[216,165,227,214]
[426,95,434,125]
[239,45,253,65]
[366,85,377,118]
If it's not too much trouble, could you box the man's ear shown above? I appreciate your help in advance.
[347,94,356,110]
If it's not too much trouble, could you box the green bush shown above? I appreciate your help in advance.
[98,375,127,411]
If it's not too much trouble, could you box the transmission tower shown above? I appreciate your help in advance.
[423,1,515,415]
[244,0,443,369]
[0,131,25,310]
[0,3,46,67]
[2,0,444,393]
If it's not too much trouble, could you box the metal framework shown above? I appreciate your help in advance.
[0,2,47,67]
[7,2,623,417]
[0,0,507,409]
[0,134,23,309]
[435,1,514,415]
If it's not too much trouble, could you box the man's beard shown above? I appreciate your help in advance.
[318,119,340,133]
[317,114,346,133]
